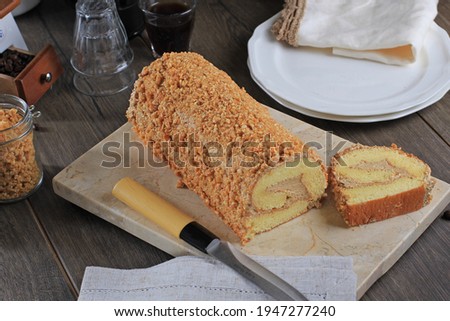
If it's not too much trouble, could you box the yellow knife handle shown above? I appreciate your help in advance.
[112,177,194,239]
[112,177,218,252]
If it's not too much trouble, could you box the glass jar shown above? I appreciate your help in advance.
[0,94,43,203]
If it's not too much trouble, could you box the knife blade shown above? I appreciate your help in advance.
[112,177,307,301]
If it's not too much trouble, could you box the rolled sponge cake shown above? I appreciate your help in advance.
[330,144,435,226]
[127,52,328,244]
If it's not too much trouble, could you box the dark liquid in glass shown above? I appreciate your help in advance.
[144,2,195,57]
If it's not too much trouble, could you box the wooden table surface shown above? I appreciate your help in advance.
[1,0,449,300]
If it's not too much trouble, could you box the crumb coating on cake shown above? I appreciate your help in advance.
[127,52,328,243]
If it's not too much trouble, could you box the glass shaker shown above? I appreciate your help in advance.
[0,94,43,203]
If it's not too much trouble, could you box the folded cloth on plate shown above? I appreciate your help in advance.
[78,255,356,301]
[272,0,438,65]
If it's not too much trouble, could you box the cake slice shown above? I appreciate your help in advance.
[330,144,435,226]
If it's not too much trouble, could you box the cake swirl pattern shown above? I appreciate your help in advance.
[330,144,435,226]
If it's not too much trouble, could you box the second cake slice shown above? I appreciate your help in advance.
[330,144,435,226]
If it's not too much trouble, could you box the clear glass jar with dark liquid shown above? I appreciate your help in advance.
[140,0,196,58]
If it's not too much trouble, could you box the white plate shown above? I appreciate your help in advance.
[248,59,449,123]
[248,15,450,117]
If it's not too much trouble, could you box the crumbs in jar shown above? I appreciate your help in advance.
[0,108,41,200]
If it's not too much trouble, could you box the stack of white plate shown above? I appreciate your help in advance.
[248,15,450,123]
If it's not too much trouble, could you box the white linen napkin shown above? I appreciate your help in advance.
[78,255,356,301]
[272,0,439,65]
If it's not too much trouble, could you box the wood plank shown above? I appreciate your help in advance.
[6,0,448,301]
[0,201,74,300]
[417,0,450,145]
[419,92,450,145]
[362,214,450,300]
[12,0,172,297]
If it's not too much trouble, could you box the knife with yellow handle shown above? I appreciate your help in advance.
[112,177,307,301]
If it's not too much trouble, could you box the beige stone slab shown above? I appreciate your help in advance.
[53,108,450,300]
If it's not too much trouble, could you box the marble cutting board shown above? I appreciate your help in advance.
[53,107,450,300]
